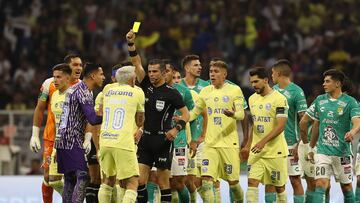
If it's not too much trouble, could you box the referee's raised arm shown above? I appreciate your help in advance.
[126,30,146,83]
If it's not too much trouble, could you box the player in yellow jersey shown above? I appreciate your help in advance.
[98,65,145,203]
[188,60,245,203]
[48,63,72,196]
[244,67,289,203]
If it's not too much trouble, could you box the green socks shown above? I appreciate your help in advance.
[265,192,276,203]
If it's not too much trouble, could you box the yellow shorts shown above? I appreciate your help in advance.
[99,146,139,180]
[201,146,240,181]
[187,152,200,177]
[49,148,63,176]
[248,156,288,186]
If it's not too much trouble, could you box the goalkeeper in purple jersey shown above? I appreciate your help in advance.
[55,63,104,203]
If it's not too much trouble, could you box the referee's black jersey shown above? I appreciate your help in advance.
[140,76,185,133]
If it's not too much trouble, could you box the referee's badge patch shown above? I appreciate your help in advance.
[156,100,165,111]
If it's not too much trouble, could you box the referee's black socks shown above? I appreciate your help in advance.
[86,183,100,203]
[160,188,172,203]
[137,184,148,203]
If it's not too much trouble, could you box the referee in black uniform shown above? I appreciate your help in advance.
[126,30,190,203]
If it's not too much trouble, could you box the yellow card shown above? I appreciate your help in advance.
[132,22,141,33]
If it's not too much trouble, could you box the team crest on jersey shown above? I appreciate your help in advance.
[156,100,165,111]
[222,96,229,103]
[224,164,233,174]
[323,125,338,141]
[337,107,343,115]
[265,103,271,110]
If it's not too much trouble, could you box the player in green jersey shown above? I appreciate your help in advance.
[270,59,307,203]
[180,55,209,202]
[163,59,196,203]
[309,69,360,202]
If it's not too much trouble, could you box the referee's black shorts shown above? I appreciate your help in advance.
[137,130,173,170]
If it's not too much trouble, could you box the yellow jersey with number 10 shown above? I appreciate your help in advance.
[249,90,289,159]
[100,83,145,151]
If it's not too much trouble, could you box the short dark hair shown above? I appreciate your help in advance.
[181,55,199,69]
[63,54,81,64]
[52,63,72,75]
[148,59,165,71]
[272,59,292,77]
[162,59,179,72]
[83,63,101,77]
[209,60,228,70]
[323,69,345,85]
[249,67,269,79]
[210,57,224,62]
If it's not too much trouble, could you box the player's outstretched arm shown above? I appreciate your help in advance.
[126,30,145,83]
[30,99,47,153]
[166,106,189,141]
[80,102,102,125]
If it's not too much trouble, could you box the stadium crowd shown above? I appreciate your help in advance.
[1,0,360,110]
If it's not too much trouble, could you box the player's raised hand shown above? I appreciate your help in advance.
[29,126,41,153]
[126,30,136,43]
[165,128,178,141]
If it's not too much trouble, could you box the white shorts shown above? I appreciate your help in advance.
[287,144,303,176]
[298,141,315,178]
[355,153,360,176]
[171,147,188,176]
[314,154,353,184]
